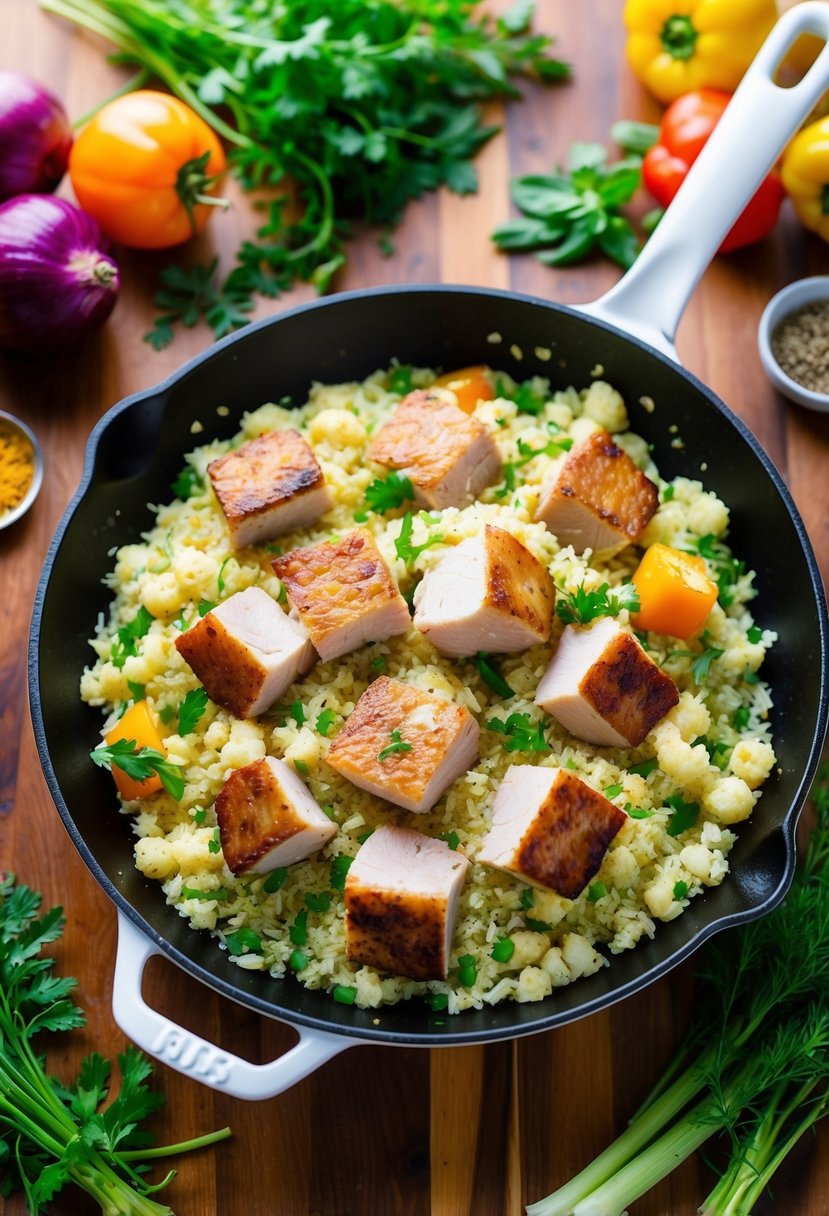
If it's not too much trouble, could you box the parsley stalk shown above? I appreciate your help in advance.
[0,875,230,1213]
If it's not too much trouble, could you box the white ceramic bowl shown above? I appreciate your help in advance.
[758,275,829,413]
[0,410,43,531]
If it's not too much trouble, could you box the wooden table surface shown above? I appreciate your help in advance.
[2,2,829,1213]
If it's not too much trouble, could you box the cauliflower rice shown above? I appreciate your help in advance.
[80,367,777,1014]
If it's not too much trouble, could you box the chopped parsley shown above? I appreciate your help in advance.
[290,910,309,946]
[378,729,413,762]
[305,892,331,913]
[496,434,573,496]
[171,463,204,500]
[197,599,215,617]
[181,886,228,903]
[491,937,515,963]
[493,376,549,415]
[556,580,640,626]
[665,794,700,837]
[603,783,623,799]
[263,867,289,894]
[208,828,222,854]
[732,706,750,730]
[330,855,353,891]
[692,534,746,608]
[225,927,262,956]
[89,738,184,800]
[126,680,146,702]
[387,365,415,396]
[394,511,444,567]
[439,831,460,851]
[110,606,154,670]
[475,652,515,698]
[363,471,415,514]
[669,636,724,683]
[692,735,731,770]
[628,758,658,778]
[178,686,209,735]
[486,711,550,753]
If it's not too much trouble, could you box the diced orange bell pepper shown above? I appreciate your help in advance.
[632,542,718,640]
[105,699,165,800]
[432,365,495,413]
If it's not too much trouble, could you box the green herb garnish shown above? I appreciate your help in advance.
[330,855,353,891]
[316,708,337,736]
[305,892,331,913]
[263,867,289,894]
[110,605,154,670]
[0,876,230,1210]
[364,471,415,514]
[181,886,228,902]
[486,712,550,753]
[556,581,640,625]
[664,793,700,837]
[394,511,444,567]
[673,880,688,900]
[628,758,658,778]
[178,686,209,735]
[439,831,460,851]
[90,738,185,800]
[377,729,413,762]
[474,652,515,698]
[171,463,205,500]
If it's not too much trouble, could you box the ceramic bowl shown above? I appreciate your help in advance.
[758,276,829,413]
[0,410,43,531]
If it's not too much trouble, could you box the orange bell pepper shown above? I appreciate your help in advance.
[433,365,495,413]
[632,542,718,639]
[105,700,165,800]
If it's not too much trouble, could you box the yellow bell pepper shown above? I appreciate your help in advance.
[781,116,829,240]
[623,0,778,103]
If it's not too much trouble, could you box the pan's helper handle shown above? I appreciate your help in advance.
[112,912,358,1100]
[580,1,829,359]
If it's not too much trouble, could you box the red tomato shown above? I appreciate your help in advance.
[642,89,783,253]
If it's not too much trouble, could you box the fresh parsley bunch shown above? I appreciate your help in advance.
[0,875,230,1214]
[44,0,569,346]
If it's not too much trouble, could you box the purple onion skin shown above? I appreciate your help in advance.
[0,71,73,201]
[0,195,120,350]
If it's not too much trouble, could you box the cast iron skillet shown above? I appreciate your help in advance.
[28,8,829,1098]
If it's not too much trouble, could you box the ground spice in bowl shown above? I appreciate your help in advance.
[770,300,829,395]
[0,411,41,527]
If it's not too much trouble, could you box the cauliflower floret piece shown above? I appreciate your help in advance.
[652,721,712,790]
[220,720,266,769]
[540,946,571,986]
[704,776,755,824]
[508,931,549,968]
[114,544,147,584]
[719,635,766,679]
[135,837,177,880]
[203,719,230,751]
[168,826,225,877]
[729,739,776,790]
[581,381,628,432]
[644,872,683,920]
[604,845,639,891]
[680,843,714,882]
[308,407,367,448]
[164,735,195,765]
[531,890,572,928]
[686,492,729,537]
[139,572,183,618]
[354,967,384,1008]
[621,773,652,809]
[515,965,553,1003]
[172,545,218,592]
[561,933,605,979]
[668,692,711,743]
[569,415,602,444]
[284,726,323,771]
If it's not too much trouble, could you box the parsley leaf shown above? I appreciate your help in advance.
[475,652,515,698]
[665,793,700,837]
[171,463,205,500]
[486,712,550,753]
[178,687,209,735]
[364,471,415,514]
[378,729,413,762]
[556,581,640,625]
[692,534,746,608]
[110,606,154,670]
[316,708,337,736]
[73,3,572,347]
[90,738,185,800]
[394,512,444,567]
[0,875,230,1209]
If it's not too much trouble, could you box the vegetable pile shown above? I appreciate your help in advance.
[43,0,569,347]
[527,763,829,1216]
[0,872,230,1214]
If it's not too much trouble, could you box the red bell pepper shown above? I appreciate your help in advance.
[642,89,783,253]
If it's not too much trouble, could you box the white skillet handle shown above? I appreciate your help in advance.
[580,1,829,358]
[112,911,356,1101]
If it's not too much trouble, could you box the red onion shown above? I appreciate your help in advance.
[0,71,73,201]
[0,195,120,350]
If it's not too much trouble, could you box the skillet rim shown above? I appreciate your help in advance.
[28,282,829,1047]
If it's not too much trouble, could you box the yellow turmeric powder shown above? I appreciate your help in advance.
[0,423,35,515]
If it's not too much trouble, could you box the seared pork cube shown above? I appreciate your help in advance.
[175,586,315,719]
[272,528,410,662]
[412,524,554,656]
[216,756,336,875]
[345,825,470,980]
[534,429,658,554]
[535,617,678,748]
[478,765,626,899]
[366,389,501,508]
[326,676,479,813]
[208,428,333,549]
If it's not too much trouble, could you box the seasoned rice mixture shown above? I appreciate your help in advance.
[81,367,776,1014]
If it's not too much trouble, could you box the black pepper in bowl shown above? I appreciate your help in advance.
[771,301,829,394]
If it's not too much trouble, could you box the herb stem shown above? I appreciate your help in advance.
[120,1126,233,1159]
